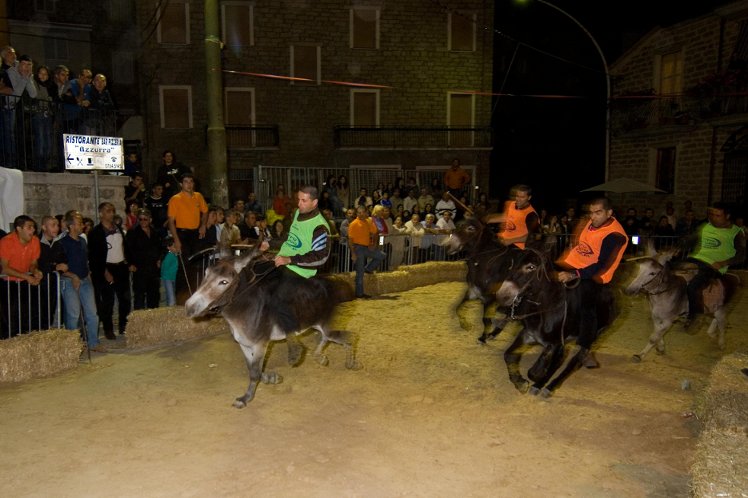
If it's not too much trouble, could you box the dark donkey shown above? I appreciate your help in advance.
[625,243,735,361]
[441,217,524,343]
[495,249,616,398]
[185,247,360,408]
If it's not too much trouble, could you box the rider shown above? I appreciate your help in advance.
[272,185,331,278]
[685,201,746,322]
[484,184,541,249]
[556,197,628,368]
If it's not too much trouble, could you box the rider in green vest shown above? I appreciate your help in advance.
[274,185,331,278]
[686,201,746,320]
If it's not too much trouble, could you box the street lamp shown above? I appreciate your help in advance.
[516,0,611,180]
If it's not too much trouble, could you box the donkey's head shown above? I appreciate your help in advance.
[184,246,262,317]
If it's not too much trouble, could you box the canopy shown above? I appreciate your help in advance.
[580,177,665,194]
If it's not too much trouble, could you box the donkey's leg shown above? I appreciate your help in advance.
[317,327,362,370]
[528,344,565,395]
[477,299,499,344]
[286,333,306,366]
[708,307,727,350]
[504,331,530,393]
[235,341,271,409]
[633,318,673,362]
[540,345,589,398]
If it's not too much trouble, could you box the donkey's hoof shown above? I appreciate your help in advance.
[539,388,553,399]
[316,355,329,367]
[233,398,248,409]
[261,372,283,384]
[528,386,540,396]
[346,358,362,370]
[632,354,642,363]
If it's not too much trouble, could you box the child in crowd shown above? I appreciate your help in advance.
[161,237,178,306]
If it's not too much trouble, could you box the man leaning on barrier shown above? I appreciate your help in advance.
[0,215,43,337]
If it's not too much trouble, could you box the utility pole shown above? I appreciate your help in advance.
[205,0,228,207]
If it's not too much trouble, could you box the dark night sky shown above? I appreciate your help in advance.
[489,0,733,213]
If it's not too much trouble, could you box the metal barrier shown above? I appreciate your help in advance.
[188,232,465,288]
[0,272,62,339]
[0,95,118,172]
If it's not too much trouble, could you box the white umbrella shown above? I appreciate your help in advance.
[580,177,665,193]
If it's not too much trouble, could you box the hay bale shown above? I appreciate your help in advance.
[0,329,82,383]
[324,262,466,297]
[125,306,229,349]
[362,261,467,296]
[691,352,748,497]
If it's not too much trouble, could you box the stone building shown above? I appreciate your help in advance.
[135,0,495,205]
[609,0,748,219]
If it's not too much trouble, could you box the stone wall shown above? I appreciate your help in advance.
[22,172,129,223]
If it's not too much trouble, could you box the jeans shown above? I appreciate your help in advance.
[61,275,100,347]
[353,244,386,297]
[31,113,53,172]
[163,279,176,306]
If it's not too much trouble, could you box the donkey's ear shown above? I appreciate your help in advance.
[232,244,262,273]
[655,248,677,265]
[644,238,657,257]
[216,241,233,260]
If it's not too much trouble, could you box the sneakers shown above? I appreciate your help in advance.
[90,344,108,353]
[104,330,117,341]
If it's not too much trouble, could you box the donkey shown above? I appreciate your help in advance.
[625,243,734,362]
[185,247,360,408]
[441,217,524,343]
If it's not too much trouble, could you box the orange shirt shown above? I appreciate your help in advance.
[348,217,376,246]
[562,218,627,284]
[443,167,470,190]
[498,202,537,249]
[0,232,41,281]
[167,191,208,229]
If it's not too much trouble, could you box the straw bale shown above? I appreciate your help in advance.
[0,329,82,383]
[324,262,466,297]
[690,352,748,497]
[125,306,229,349]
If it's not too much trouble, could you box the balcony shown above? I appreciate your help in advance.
[224,125,280,149]
[0,96,119,172]
[611,91,748,136]
[333,126,494,149]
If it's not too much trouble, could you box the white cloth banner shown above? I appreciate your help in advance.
[0,166,24,232]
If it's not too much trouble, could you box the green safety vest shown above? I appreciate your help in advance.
[690,222,742,274]
[278,210,329,278]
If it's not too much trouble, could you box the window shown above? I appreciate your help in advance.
[43,37,68,61]
[111,51,134,85]
[291,45,320,85]
[350,7,379,49]
[655,147,676,193]
[222,2,254,48]
[658,51,683,95]
[448,92,474,146]
[449,12,475,52]
[160,86,193,128]
[158,1,190,45]
[350,90,379,126]
[224,88,255,125]
[35,0,56,13]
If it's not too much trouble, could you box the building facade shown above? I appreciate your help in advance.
[136,0,495,204]
[609,0,748,218]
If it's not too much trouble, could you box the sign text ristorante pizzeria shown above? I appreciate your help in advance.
[63,134,124,170]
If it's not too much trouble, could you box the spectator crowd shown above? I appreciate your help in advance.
[0,44,116,172]
[2,148,746,351]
